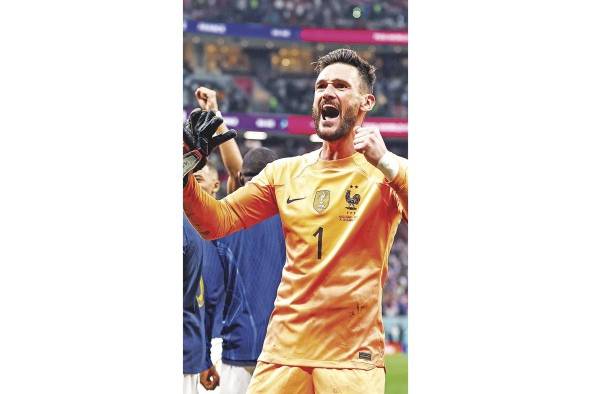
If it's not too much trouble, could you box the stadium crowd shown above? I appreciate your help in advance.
[183,40,408,118]
[184,0,408,30]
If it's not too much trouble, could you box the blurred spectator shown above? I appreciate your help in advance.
[183,39,407,118]
[185,0,408,30]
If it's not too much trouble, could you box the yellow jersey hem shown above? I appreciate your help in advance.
[258,353,384,370]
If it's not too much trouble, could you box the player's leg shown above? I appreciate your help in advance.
[183,374,199,394]
[219,362,256,394]
[246,362,314,394]
[312,367,385,394]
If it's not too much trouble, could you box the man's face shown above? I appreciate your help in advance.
[312,63,366,142]
[194,165,220,196]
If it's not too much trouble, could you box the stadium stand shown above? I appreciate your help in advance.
[184,0,408,357]
[184,0,408,29]
[184,38,408,118]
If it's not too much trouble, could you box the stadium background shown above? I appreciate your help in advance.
[183,1,408,392]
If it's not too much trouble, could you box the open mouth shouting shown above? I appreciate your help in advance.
[313,99,355,141]
[321,103,340,120]
[318,102,342,133]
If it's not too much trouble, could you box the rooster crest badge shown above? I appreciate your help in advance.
[345,185,361,210]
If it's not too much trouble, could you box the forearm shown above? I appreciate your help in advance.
[203,305,214,370]
[379,153,408,219]
[184,174,279,239]
[203,296,221,368]
[203,279,222,371]
[215,120,243,194]
[183,175,245,240]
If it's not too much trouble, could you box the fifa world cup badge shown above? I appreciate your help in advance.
[313,190,330,213]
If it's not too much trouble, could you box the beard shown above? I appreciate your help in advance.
[312,104,357,142]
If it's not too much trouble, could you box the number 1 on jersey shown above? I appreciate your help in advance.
[313,226,323,259]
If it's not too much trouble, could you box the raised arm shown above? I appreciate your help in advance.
[183,106,278,238]
[353,125,408,220]
[195,87,243,193]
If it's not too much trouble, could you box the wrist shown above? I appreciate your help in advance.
[376,151,400,182]
[214,111,227,135]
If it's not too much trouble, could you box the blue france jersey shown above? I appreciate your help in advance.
[183,214,222,374]
[210,215,286,365]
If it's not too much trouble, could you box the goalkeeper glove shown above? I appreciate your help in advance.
[183,108,237,179]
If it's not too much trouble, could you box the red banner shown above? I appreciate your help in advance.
[300,28,408,45]
[287,115,407,138]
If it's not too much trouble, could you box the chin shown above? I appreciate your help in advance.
[319,130,351,142]
[316,129,343,142]
[313,106,357,142]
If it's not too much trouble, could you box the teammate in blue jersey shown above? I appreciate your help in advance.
[186,86,244,393]
[202,147,287,394]
[189,86,285,392]
[183,213,222,393]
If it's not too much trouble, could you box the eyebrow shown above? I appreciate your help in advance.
[315,78,351,87]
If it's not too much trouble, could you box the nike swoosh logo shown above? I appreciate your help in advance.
[286,196,306,204]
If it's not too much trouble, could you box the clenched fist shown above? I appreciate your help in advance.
[352,126,387,167]
[199,365,220,390]
[195,87,219,112]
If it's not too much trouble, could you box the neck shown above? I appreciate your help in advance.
[319,120,362,160]
[320,139,355,160]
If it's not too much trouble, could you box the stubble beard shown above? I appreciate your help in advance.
[312,104,358,142]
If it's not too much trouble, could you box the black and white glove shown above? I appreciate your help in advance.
[183,108,237,179]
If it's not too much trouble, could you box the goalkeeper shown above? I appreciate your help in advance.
[183,49,408,393]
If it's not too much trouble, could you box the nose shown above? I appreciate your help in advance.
[322,83,337,99]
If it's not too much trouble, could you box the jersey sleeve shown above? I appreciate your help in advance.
[203,243,224,369]
[387,156,408,221]
[183,162,279,240]
[200,271,214,372]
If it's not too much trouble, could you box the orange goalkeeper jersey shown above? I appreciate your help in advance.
[184,150,408,370]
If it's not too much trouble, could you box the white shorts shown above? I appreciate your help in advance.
[183,374,199,394]
[219,362,256,394]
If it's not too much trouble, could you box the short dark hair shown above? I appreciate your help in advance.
[241,147,278,178]
[313,48,376,93]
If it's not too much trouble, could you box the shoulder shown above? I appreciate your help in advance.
[265,149,320,179]
[271,149,319,168]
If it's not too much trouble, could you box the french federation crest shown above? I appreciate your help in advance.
[345,185,361,211]
[313,190,330,213]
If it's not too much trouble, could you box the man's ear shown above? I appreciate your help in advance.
[213,179,220,194]
[360,93,376,113]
